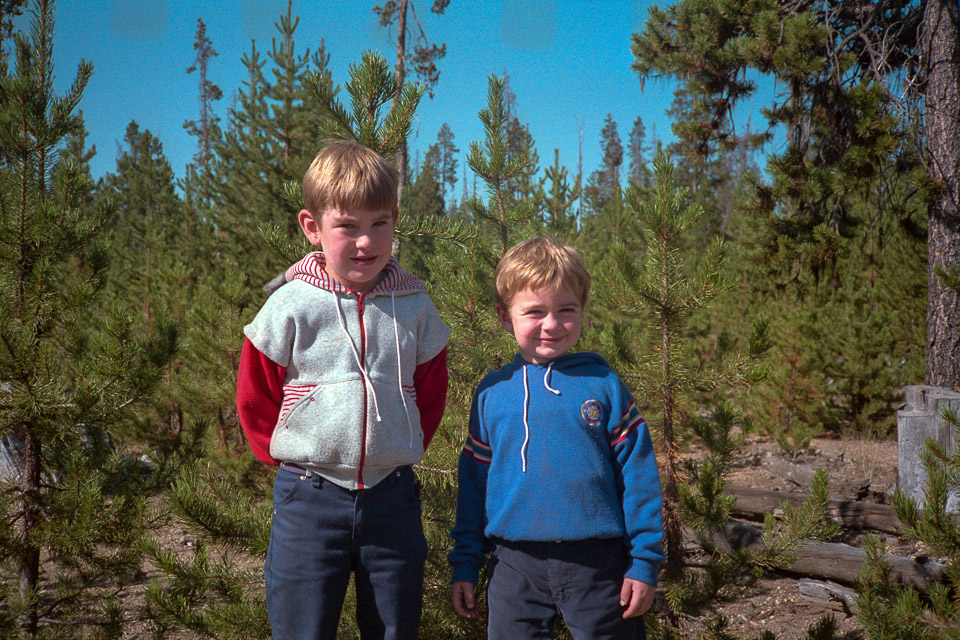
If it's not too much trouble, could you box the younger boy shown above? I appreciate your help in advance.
[448,237,663,640]
[237,141,450,640]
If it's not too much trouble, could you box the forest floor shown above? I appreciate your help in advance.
[676,435,903,640]
[126,435,903,639]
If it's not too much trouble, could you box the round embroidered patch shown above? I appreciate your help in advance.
[581,399,603,426]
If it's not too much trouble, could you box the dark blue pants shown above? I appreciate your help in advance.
[487,538,647,640]
[264,466,427,640]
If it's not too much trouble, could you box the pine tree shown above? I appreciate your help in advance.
[600,151,769,581]
[541,147,581,234]
[398,142,445,278]
[184,17,222,167]
[583,114,624,217]
[0,1,178,635]
[435,122,459,206]
[633,0,932,436]
[627,114,652,189]
[200,4,336,286]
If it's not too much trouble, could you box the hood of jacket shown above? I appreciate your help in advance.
[284,251,427,296]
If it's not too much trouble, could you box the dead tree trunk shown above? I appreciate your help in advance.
[725,484,903,535]
[687,522,947,593]
[922,0,960,390]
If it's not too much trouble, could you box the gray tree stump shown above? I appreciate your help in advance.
[897,385,960,511]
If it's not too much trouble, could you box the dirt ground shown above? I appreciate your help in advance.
[674,436,902,640]
[123,436,901,639]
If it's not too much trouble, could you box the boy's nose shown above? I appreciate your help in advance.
[542,314,559,329]
[356,233,374,248]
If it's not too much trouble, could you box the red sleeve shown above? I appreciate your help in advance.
[413,347,448,450]
[236,338,285,466]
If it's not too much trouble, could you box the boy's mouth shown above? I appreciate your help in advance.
[352,256,378,266]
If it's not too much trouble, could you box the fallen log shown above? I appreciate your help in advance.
[725,484,902,535]
[686,521,946,594]
[797,578,859,614]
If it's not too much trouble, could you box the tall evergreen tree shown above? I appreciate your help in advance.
[601,152,769,580]
[632,0,933,435]
[205,1,335,285]
[435,122,459,206]
[100,122,184,321]
[627,114,652,189]
[583,114,624,216]
[184,17,222,167]
[541,147,581,233]
[398,142,445,278]
[0,1,178,635]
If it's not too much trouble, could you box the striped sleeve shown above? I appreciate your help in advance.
[462,432,492,464]
[610,398,645,448]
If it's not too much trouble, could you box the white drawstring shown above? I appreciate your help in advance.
[521,366,530,473]
[333,293,382,422]
[392,292,415,447]
[543,362,560,395]
[520,363,562,473]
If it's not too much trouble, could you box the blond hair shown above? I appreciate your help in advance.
[302,141,399,215]
[494,237,591,309]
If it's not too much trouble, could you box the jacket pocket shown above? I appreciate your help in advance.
[271,379,366,467]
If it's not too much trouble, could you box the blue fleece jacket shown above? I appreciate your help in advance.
[448,352,664,585]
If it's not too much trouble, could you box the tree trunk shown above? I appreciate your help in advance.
[19,425,41,635]
[923,0,960,390]
[394,0,409,203]
[660,249,683,580]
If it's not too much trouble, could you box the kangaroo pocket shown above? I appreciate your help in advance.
[361,378,424,469]
[270,379,365,467]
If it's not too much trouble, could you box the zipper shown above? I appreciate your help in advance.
[356,291,367,489]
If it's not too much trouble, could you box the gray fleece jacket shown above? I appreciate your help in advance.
[243,252,450,489]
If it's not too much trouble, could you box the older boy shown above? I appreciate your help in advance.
[449,237,663,640]
[237,141,450,640]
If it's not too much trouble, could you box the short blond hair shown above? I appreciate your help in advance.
[302,141,398,215]
[494,237,591,309]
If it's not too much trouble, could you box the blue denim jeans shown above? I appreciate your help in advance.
[486,538,647,640]
[264,465,427,640]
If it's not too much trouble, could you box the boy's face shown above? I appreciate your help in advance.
[299,206,397,292]
[496,285,583,364]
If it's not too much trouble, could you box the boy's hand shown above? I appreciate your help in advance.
[620,577,655,618]
[451,581,478,618]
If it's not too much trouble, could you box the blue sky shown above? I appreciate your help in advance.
[16,0,769,197]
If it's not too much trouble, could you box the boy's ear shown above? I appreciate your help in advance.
[392,208,399,224]
[495,304,513,332]
[299,209,322,246]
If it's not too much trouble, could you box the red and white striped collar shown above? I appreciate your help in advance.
[285,251,426,295]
